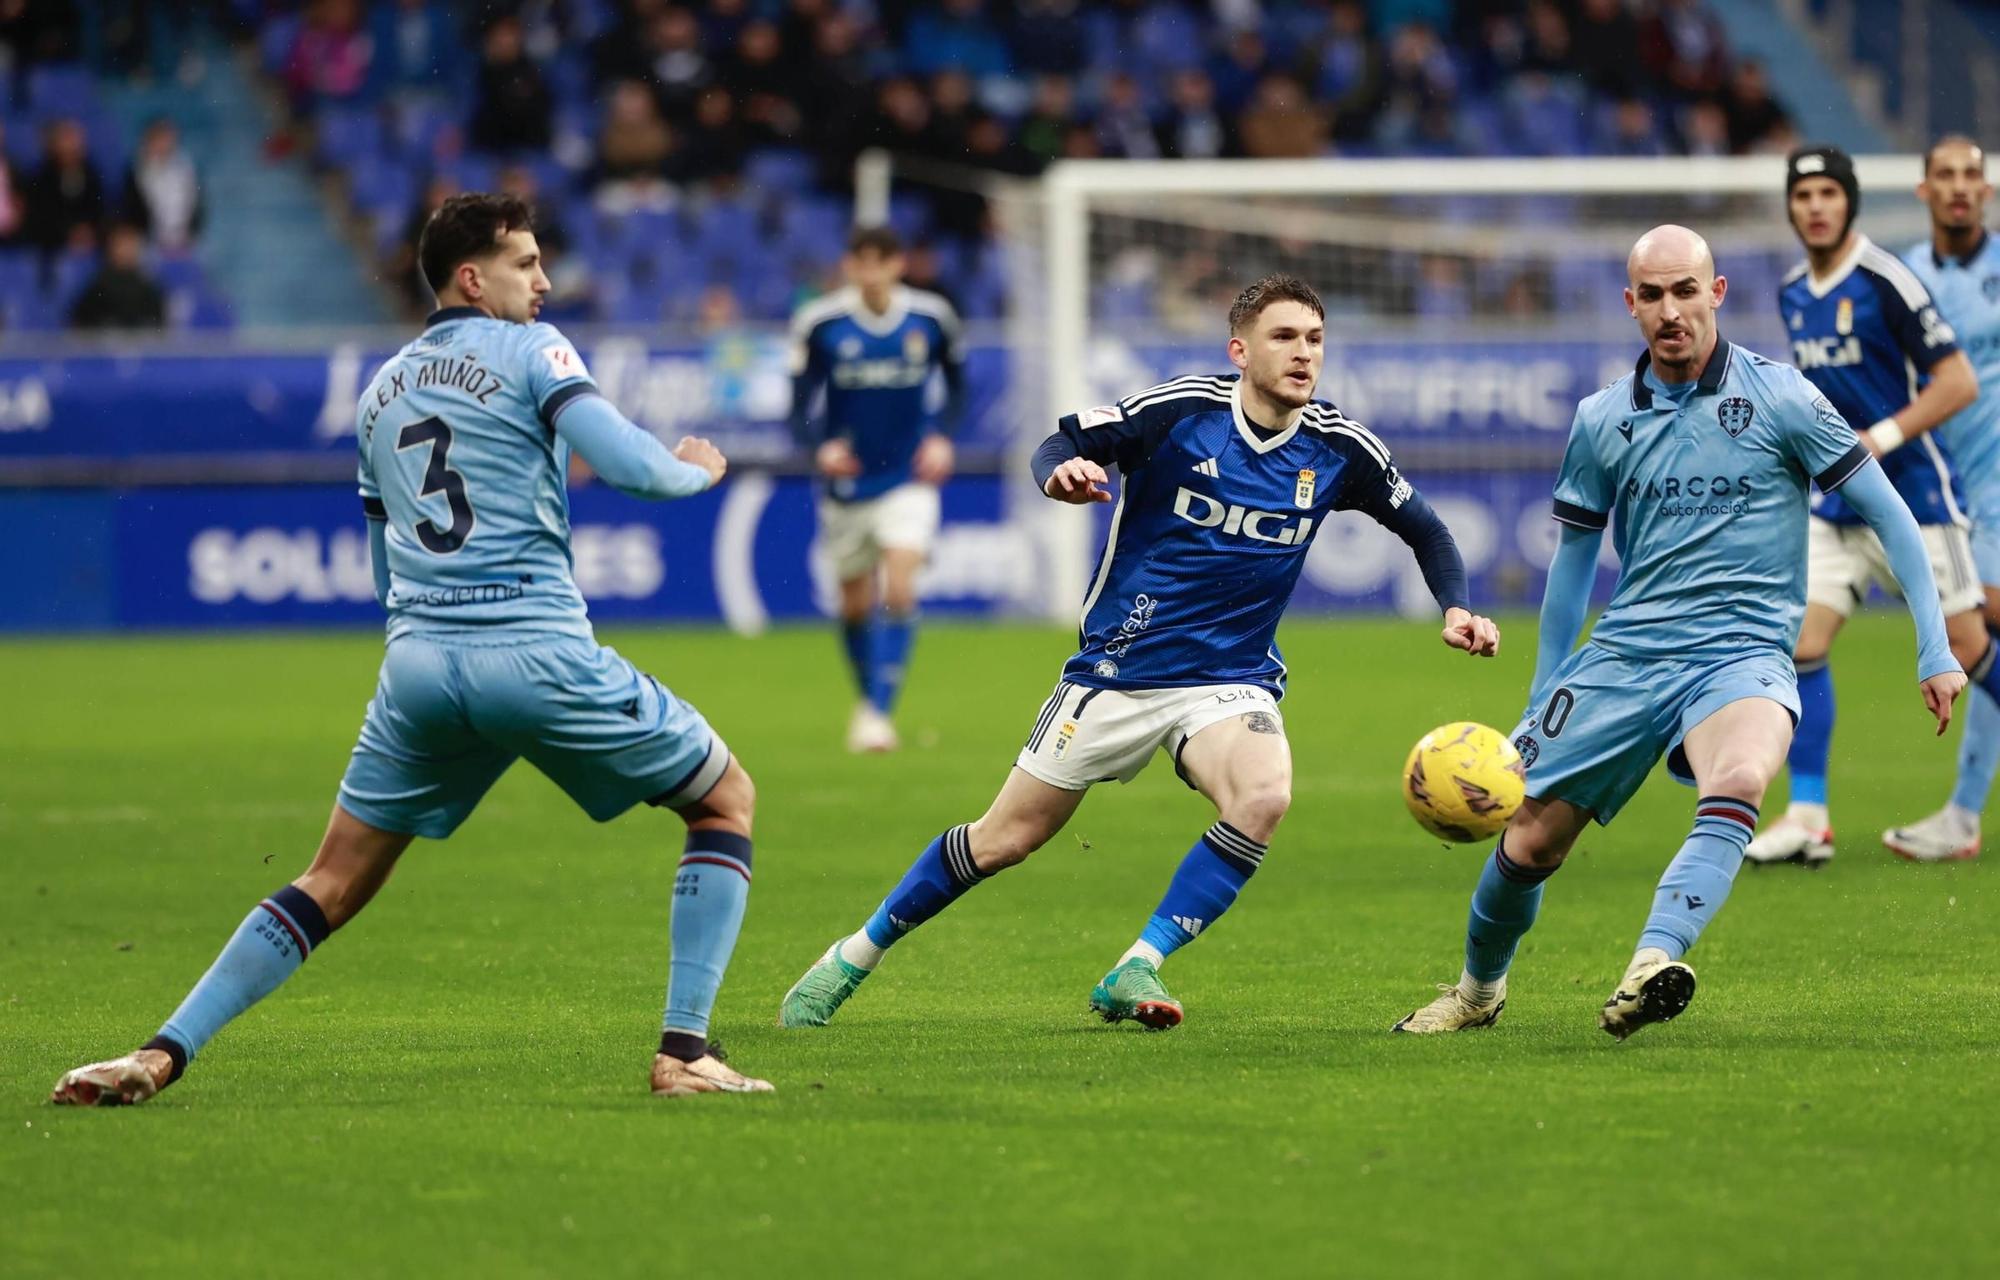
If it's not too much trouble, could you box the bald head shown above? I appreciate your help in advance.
[1625,224,1726,382]
[1627,224,1715,286]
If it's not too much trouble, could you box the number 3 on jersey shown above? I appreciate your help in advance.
[396,416,476,553]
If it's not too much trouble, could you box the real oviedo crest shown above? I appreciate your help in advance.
[1718,396,1755,439]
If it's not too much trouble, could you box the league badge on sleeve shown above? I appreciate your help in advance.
[542,342,589,380]
[1080,404,1125,429]
[1295,467,1317,508]
[1718,396,1754,439]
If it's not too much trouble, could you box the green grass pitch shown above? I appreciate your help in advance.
[2,614,1994,1277]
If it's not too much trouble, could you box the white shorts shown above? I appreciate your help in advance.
[1013,680,1283,791]
[817,483,941,580]
[1806,516,1983,618]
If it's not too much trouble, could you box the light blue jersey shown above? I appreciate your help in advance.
[1905,230,2000,506]
[357,306,599,641]
[1552,340,1871,662]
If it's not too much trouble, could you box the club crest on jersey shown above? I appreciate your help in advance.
[838,337,863,359]
[1051,720,1078,761]
[1835,297,1853,336]
[1294,468,1317,509]
[1718,397,1754,438]
[903,329,929,362]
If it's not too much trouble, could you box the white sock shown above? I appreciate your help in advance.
[1788,802,1830,830]
[1631,946,1672,973]
[837,931,886,971]
[1457,968,1503,1006]
[1119,940,1166,970]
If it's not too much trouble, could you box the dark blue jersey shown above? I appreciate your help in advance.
[1778,234,1964,525]
[1058,373,1434,696]
[787,285,965,503]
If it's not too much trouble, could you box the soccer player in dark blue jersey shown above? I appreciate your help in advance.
[779,275,1500,1031]
[1747,146,1986,867]
[1887,136,2000,861]
[53,195,773,1103]
[789,227,966,753]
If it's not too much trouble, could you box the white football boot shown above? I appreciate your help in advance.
[1882,808,1980,863]
[845,704,899,754]
[1599,953,1696,1040]
[50,1050,173,1106]
[1392,980,1506,1033]
[1743,809,1834,868]
[650,1046,775,1097]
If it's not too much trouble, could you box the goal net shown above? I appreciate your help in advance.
[899,154,1932,618]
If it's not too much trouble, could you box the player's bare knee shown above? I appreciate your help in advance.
[966,818,1037,871]
[1224,785,1291,844]
[1702,759,1772,806]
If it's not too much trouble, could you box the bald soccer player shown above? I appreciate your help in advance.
[1395,226,1963,1040]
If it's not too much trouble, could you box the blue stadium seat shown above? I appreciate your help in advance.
[26,66,96,120]
[744,149,816,195]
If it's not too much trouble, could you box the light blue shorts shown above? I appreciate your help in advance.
[1509,644,1800,825]
[1966,486,2000,588]
[337,633,730,838]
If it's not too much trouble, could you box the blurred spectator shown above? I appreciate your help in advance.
[1642,0,1730,100]
[285,0,373,112]
[1601,98,1667,157]
[674,87,746,185]
[370,0,458,104]
[1061,122,1102,159]
[1097,72,1162,159]
[0,0,81,82]
[929,69,978,157]
[1009,0,1087,76]
[1209,28,1270,115]
[69,224,166,330]
[596,80,673,187]
[1723,59,1789,154]
[1571,0,1643,97]
[905,0,1009,77]
[122,117,203,253]
[0,120,24,243]
[389,173,458,311]
[733,20,803,146]
[1384,22,1459,114]
[1315,2,1385,143]
[1238,75,1327,159]
[1158,69,1233,160]
[869,77,937,158]
[801,12,874,176]
[645,6,712,123]
[1677,99,1730,158]
[26,118,104,255]
[1018,75,1076,165]
[469,16,553,153]
[1518,1,1571,76]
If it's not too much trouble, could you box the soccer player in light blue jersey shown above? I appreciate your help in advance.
[53,194,773,1104]
[1396,227,1965,1040]
[778,274,1501,1032]
[1886,136,2000,862]
[789,226,966,754]
[1747,146,1985,868]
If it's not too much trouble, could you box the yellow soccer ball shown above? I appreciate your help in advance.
[1402,721,1527,843]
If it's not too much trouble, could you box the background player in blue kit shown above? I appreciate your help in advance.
[1396,226,1964,1041]
[789,226,966,754]
[53,194,774,1104]
[779,274,1501,1032]
[1886,136,2000,862]
[1748,146,1985,867]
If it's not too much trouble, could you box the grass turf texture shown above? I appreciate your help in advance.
[2,614,1994,1277]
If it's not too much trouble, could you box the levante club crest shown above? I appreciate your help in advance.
[1718,396,1755,438]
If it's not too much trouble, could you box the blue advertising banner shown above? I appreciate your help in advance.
[0,471,1609,633]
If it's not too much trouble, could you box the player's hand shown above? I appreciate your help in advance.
[1442,607,1500,657]
[1044,458,1113,504]
[674,435,727,485]
[914,433,955,485]
[816,438,862,480]
[1921,670,1966,736]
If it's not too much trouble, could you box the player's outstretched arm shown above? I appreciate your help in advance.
[1031,430,1113,504]
[1864,351,1977,456]
[1839,458,1966,732]
[1529,523,1601,707]
[1364,488,1497,657]
[553,394,719,500]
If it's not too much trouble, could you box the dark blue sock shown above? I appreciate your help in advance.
[1968,637,2000,711]
[870,612,917,714]
[152,884,332,1080]
[1638,797,1757,959]
[1464,841,1556,983]
[1136,822,1264,960]
[863,824,986,948]
[664,830,752,1043]
[1788,659,1834,807]
[840,619,874,701]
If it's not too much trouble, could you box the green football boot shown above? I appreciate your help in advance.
[778,939,873,1028]
[1089,957,1184,1030]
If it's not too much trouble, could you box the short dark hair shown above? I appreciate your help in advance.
[847,225,903,257]
[418,192,535,294]
[1228,274,1325,335]
[1923,132,1986,176]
